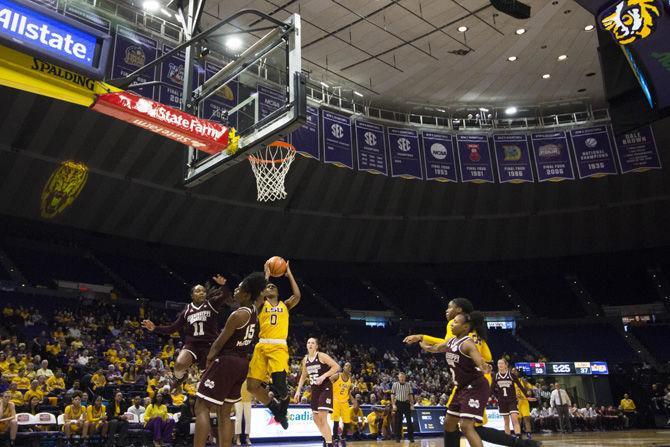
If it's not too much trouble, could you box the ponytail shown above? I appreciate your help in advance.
[463,311,488,341]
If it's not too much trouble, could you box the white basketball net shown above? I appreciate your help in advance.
[248,141,297,202]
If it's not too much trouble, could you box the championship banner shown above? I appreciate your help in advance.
[63,2,110,33]
[355,119,388,175]
[158,44,186,109]
[388,127,422,179]
[614,125,661,173]
[456,134,494,183]
[91,91,231,154]
[290,104,320,159]
[493,134,534,183]
[0,43,118,106]
[322,109,353,168]
[530,131,575,182]
[570,126,618,178]
[29,0,56,9]
[202,61,238,128]
[422,131,457,182]
[112,25,158,99]
[257,84,284,120]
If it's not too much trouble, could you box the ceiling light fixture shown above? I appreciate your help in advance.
[142,0,160,11]
[516,28,526,35]
[225,36,243,51]
[353,91,363,97]
[558,54,568,61]
[584,24,594,31]
[458,26,468,32]
[479,107,489,112]
[542,73,551,79]
[507,56,517,61]
[505,106,518,115]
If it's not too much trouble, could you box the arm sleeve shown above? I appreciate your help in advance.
[154,309,187,335]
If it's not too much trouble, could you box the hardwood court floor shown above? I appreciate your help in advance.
[268,430,670,447]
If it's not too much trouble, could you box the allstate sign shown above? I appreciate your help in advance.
[0,0,109,78]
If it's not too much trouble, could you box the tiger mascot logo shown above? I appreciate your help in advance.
[600,0,661,45]
[40,161,89,219]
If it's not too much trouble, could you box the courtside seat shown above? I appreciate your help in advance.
[33,413,65,444]
[127,413,152,446]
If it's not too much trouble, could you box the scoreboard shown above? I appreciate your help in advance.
[514,361,608,376]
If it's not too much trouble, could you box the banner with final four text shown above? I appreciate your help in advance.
[456,134,494,183]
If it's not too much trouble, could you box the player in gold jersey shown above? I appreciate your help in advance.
[331,362,353,443]
[246,260,300,429]
[513,372,537,440]
[404,298,541,447]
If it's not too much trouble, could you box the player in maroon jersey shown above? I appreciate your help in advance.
[421,311,492,447]
[141,274,231,383]
[294,338,340,447]
[193,272,267,447]
[493,358,525,435]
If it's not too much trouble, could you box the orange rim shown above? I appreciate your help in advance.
[248,141,296,164]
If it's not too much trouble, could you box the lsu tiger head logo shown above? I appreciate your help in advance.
[40,161,88,219]
[600,0,660,45]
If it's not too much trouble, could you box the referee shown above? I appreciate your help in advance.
[391,372,415,443]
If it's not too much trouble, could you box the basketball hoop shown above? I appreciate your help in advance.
[248,141,297,202]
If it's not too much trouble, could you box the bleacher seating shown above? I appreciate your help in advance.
[303,275,387,311]
[369,278,443,319]
[578,267,658,306]
[510,275,585,318]
[432,278,513,311]
[630,324,670,361]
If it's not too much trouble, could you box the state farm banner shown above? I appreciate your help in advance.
[614,125,662,173]
[422,131,457,182]
[355,119,388,175]
[112,25,158,99]
[388,127,422,179]
[530,131,575,182]
[290,105,320,159]
[322,109,353,168]
[92,91,230,155]
[493,134,534,183]
[570,126,618,178]
[456,134,494,183]
[202,61,238,128]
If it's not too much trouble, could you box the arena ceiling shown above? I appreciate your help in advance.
[0,87,669,263]
[200,0,604,110]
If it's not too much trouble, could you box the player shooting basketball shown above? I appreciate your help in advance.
[245,257,300,429]
[141,275,231,384]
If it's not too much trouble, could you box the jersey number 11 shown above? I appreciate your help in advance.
[193,322,204,336]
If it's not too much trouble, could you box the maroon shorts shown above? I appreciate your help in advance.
[182,341,211,370]
[498,399,519,416]
[447,377,490,422]
[196,354,249,405]
[311,383,333,413]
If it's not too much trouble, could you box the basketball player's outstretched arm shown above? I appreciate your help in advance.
[293,357,308,402]
[208,274,233,310]
[283,262,301,310]
[419,340,450,353]
[141,308,186,335]
[205,309,250,367]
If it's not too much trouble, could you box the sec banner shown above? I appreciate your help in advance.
[531,131,575,182]
[493,134,534,183]
[570,126,618,178]
[422,131,457,182]
[322,109,353,168]
[388,127,422,179]
[355,119,387,175]
[456,134,494,183]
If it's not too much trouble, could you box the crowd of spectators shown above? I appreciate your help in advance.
[0,297,669,446]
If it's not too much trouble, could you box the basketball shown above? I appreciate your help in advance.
[267,256,287,277]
